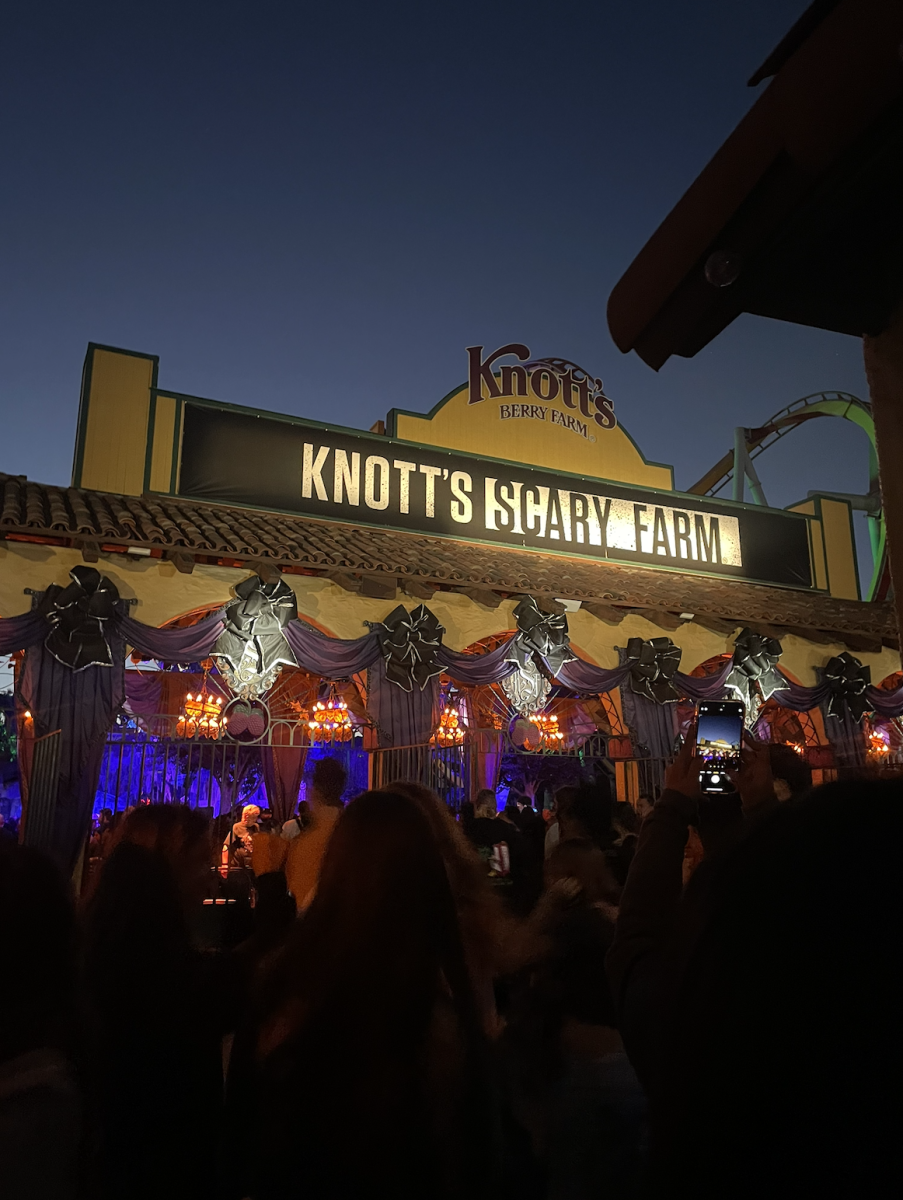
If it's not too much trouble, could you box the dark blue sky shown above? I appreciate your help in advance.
[1,1,874,582]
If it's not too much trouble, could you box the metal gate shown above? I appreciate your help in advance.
[371,742,468,808]
[20,729,61,853]
[97,712,313,817]
[371,730,620,809]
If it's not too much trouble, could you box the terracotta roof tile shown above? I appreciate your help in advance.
[0,472,894,641]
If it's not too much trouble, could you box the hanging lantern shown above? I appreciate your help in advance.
[177,688,224,739]
[433,702,465,746]
[306,685,354,744]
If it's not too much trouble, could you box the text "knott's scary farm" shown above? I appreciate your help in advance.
[301,442,742,570]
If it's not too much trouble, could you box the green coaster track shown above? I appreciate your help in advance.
[687,392,888,602]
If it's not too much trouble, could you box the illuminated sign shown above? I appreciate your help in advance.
[176,402,813,589]
[467,343,616,443]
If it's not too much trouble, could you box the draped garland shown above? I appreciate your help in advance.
[2,568,901,865]
[2,580,900,718]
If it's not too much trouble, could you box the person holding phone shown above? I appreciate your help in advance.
[606,717,778,1084]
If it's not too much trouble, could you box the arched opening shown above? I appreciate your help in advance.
[448,631,621,811]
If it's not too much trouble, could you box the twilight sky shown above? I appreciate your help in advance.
[0,1,874,584]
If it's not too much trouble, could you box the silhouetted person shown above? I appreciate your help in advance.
[283,755,346,909]
[82,805,245,1200]
[609,733,902,1199]
[502,839,646,1199]
[468,788,529,913]
[281,798,311,839]
[0,843,82,1200]
[392,781,514,1034]
[511,794,546,911]
[241,790,495,1199]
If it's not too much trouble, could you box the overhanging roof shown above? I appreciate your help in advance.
[608,0,903,369]
[0,471,894,647]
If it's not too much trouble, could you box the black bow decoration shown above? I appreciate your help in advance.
[37,566,123,671]
[823,652,872,722]
[213,575,298,688]
[370,604,445,692]
[625,636,682,704]
[506,596,576,676]
[726,628,787,708]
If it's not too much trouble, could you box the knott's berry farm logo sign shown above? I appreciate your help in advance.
[467,343,617,443]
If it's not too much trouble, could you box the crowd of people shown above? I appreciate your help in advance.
[1,739,899,1199]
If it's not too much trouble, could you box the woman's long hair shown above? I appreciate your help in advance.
[256,790,494,1196]
[82,805,211,1008]
[390,780,512,999]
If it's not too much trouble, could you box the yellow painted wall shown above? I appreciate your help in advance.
[1,541,898,686]
[393,383,674,489]
[818,497,860,601]
[74,347,157,495]
[148,395,180,493]
[788,499,827,591]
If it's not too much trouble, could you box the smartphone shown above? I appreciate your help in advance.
[696,700,745,794]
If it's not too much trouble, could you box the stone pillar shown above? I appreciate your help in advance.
[864,304,903,641]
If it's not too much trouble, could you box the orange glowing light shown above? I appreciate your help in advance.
[177,688,223,739]
[306,688,353,743]
[433,703,465,746]
[528,711,565,749]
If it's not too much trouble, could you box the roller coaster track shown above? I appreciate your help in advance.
[686,392,888,602]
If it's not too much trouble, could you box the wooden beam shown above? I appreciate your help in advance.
[536,597,566,615]
[247,559,282,584]
[457,587,502,609]
[583,602,627,625]
[324,570,361,593]
[638,608,683,631]
[165,550,195,575]
[75,538,100,563]
[360,575,397,600]
[841,633,883,655]
[402,578,437,601]
[690,613,741,636]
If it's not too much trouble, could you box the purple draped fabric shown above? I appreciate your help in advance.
[616,647,679,759]
[19,626,126,871]
[823,710,868,767]
[284,622,382,677]
[437,640,520,686]
[554,659,631,693]
[769,676,830,712]
[367,656,440,747]
[866,683,903,718]
[673,662,733,702]
[117,609,226,660]
[260,739,307,824]
[768,670,871,766]
[0,610,50,654]
[124,672,164,715]
[123,670,230,717]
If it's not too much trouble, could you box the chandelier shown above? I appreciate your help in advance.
[177,688,224,739]
[433,702,465,747]
[529,711,565,749]
[868,730,889,757]
[307,686,354,744]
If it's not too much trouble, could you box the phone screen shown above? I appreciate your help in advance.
[696,701,744,794]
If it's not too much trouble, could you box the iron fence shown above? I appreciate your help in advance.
[20,730,60,853]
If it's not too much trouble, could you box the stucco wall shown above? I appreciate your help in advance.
[2,541,898,686]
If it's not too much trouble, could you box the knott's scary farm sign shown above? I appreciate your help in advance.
[177,401,814,589]
[467,343,616,443]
